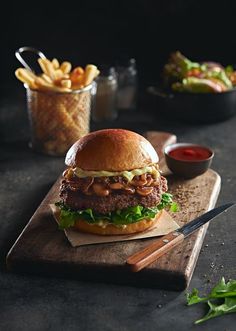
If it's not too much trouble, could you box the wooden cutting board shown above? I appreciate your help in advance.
[6,132,221,290]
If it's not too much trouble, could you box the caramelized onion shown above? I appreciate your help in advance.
[81,177,94,193]
[145,176,154,186]
[131,178,147,187]
[64,172,160,196]
[136,187,154,196]
[123,187,135,194]
[93,183,110,196]
[109,182,124,189]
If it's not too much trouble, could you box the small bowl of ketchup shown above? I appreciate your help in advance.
[164,143,214,178]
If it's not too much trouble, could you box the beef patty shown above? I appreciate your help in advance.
[60,176,168,214]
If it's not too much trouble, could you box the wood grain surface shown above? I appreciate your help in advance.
[6,131,221,290]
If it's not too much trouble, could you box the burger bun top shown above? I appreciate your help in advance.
[65,129,159,171]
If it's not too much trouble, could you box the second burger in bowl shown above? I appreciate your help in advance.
[56,129,175,235]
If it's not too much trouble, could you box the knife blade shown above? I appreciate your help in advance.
[126,203,234,272]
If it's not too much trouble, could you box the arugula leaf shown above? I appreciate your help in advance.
[170,201,179,212]
[186,277,236,324]
[195,297,236,324]
[210,277,236,298]
[55,193,178,229]
[156,193,178,211]
[186,288,207,305]
[187,277,236,305]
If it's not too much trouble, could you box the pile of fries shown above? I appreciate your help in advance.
[15,57,99,155]
[15,57,99,92]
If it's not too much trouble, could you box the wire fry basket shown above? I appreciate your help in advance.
[26,84,95,156]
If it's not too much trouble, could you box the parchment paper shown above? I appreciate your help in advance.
[50,204,179,247]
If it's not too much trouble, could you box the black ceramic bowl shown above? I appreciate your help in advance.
[147,86,236,123]
[164,143,214,179]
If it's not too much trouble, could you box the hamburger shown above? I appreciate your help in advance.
[55,129,176,235]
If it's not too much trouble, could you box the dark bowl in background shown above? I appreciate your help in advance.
[147,86,236,124]
[164,143,214,179]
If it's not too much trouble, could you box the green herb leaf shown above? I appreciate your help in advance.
[170,201,179,212]
[186,288,207,305]
[187,277,236,305]
[195,297,236,324]
[210,277,236,298]
[186,277,236,324]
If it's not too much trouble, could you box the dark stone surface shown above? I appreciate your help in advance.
[0,86,236,331]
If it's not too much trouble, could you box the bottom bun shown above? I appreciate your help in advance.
[73,211,162,235]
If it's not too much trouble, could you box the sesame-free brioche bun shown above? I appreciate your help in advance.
[65,129,159,171]
[72,211,162,235]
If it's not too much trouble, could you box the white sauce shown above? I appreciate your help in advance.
[74,164,159,181]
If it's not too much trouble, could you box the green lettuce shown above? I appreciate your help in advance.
[55,193,178,230]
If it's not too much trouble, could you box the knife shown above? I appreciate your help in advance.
[126,203,234,272]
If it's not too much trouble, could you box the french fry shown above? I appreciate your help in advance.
[34,76,52,90]
[38,58,49,75]
[53,69,64,80]
[60,61,72,74]
[60,79,72,88]
[15,68,38,88]
[70,67,84,85]
[38,58,56,80]
[34,77,71,92]
[62,74,70,79]
[52,58,60,69]
[71,74,84,86]
[73,67,84,75]
[41,73,53,84]
[83,64,98,86]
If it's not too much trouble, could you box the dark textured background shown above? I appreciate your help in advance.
[2,0,236,88]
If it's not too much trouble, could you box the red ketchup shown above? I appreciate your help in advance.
[169,146,211,161]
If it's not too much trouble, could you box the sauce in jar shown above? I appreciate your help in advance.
[169,146,212,161]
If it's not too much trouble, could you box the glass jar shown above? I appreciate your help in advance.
[26,83,96,156]
[92,67,118,121]
[116,58,138,110]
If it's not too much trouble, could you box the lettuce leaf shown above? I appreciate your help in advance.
[55,192,178,229]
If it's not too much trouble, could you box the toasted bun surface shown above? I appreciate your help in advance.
[72,211,162,235]
[65,129,158,171]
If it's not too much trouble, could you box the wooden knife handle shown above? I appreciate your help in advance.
[126,231,184,272]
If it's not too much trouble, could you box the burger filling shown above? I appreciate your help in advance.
[56,165,178,229]
[72,164,160,181]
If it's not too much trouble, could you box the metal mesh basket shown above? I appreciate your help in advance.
[26,83,95,156]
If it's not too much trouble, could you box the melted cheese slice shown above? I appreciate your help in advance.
[73,164,159,181]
